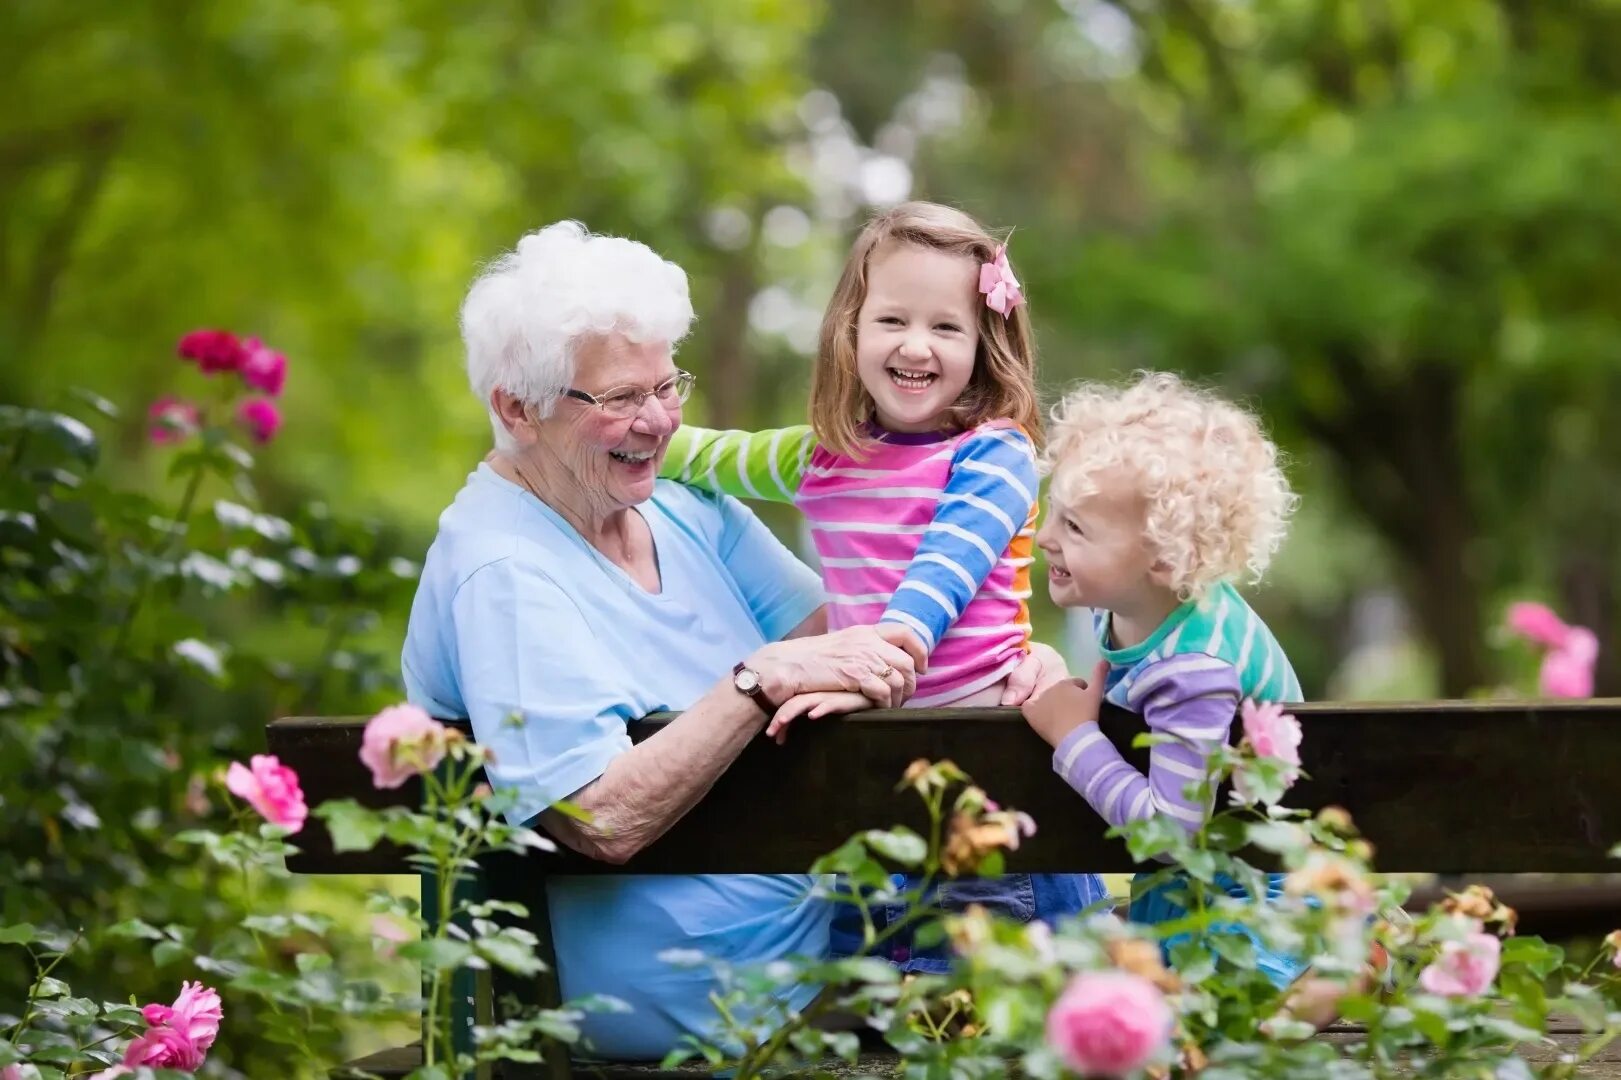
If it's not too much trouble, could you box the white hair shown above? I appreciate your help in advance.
[460,221,696,448]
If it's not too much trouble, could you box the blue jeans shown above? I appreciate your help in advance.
[829,873,1110,974]
[1128,870,1308,989]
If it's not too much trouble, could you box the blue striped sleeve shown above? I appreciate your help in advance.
[878,426,1037,652]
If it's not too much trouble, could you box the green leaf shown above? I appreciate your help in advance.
[1500,935,1564,978]
[862,827,926,866]
[0,1041,22,1066]
[153,939,190,967]
[1209,932,1257,970]
[1411,1005,1451,1045]
[476,934,545,976]
[0,923,39,944]
[100,1004,144,1026]
[105,919,165,941]
[314,799,387,852]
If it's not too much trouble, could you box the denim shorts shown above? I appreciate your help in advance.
[1128,870,1308,989]
[829,872,1110,974]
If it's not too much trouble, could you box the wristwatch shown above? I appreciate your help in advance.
[732,661,774,718]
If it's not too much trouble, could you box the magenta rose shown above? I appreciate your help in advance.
[177,329,247,374]
[1419,931,1501,997]
[225,753,308,833]
[236,396,283,444]
[240,337,288,396]
[1046,970,1172,1078]
[360,704,449,789]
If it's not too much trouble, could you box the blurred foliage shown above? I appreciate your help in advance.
[6,0,1615,701]
[0,391,418,1073]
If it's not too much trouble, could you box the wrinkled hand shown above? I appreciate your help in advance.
[765,690,873,743]
[748,623,926,712]
[999,641,1071,705]
[1020,660,1109,748]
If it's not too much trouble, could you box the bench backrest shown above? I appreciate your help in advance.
[268,699,1621,875]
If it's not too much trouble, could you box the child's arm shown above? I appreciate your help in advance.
[878,426,1038,654]
[659,425,815,504]
[1027,654,1241,833]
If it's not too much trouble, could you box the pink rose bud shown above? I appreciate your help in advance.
[1241,699,1303,768]
[236,397,283,444]
[360,704,449,789]
[1046,970,1172,1078]
[147,396,201,445]
[1505,600,1572,649]
[224,754,308,833]
[1418,931,1501,997]
[176,329,247,374]
[240,337,288,397]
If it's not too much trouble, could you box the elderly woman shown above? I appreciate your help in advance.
[401,221,938,1059]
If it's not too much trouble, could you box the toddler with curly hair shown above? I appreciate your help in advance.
[1020,370,1308,986]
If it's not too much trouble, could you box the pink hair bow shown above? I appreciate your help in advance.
[978,244,1024,317]
[1505,600,1598,698]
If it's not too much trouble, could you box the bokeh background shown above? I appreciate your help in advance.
[7,0,1621,698]
[5,1,1621,1071]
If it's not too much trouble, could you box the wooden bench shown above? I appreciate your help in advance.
[268,700,1621,1078]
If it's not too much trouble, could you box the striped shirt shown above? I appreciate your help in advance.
[1052,581,1301,832]
[663,421,1036,705]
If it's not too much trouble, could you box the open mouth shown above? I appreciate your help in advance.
[887,367,937,391]
[1048,563,1072,581]
[609,449,655,465]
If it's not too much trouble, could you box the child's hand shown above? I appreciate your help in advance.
[1020,660,1109,748]
[766,690,873,743]
[1000,642,1070,705]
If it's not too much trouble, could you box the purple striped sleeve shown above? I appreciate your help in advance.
[1052,655,1241,832]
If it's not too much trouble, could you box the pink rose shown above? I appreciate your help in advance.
[225,754,308,833]
[1418,931,1500,997]
[240,337,288,396]
[236,397,283,444]
[1241,699,1302,768]
[96,981,223,1076]
[1505,601,1597,699]
[360,704,448,789]
[147,396,201,444]
[1540,626,1597,699]
[177,329,247,374]
[1505,601,1571,649]
[1046,970,1172,1078]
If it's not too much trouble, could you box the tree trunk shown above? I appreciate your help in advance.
[1299,356,1489,696]
[703,252,757,428]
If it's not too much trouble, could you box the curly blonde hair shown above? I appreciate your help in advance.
[1044,371,1297,601]
[810,201,1042,459]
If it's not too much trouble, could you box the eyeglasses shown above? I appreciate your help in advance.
[561,369,695,418]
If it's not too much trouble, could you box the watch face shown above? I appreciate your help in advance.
[735,668,760,694]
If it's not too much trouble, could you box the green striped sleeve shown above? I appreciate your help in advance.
[659,425,816,503]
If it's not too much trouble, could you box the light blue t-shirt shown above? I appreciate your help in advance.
[402,464,830,1059]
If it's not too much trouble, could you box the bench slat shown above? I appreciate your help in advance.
[269,700,1621,875]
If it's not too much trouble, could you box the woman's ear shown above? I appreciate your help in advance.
[491,389,535,444]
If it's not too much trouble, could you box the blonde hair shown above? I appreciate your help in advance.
[1044,371,1297,601]
[810,201,1041,458]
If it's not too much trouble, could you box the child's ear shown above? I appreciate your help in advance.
[1147,559,1176,589]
